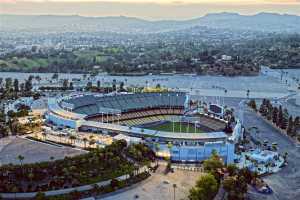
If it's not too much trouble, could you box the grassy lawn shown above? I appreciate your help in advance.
[0,57,49,70]
[149,122,204,133]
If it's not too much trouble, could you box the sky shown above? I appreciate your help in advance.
[1,0,300,20]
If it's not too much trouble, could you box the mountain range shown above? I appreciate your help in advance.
[1,12,300,33]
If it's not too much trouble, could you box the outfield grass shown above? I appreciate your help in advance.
[149,122,204,133]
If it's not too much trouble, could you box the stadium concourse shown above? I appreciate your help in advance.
[46,92,243,164]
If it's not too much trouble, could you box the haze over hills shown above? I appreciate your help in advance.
[1,12,300,33]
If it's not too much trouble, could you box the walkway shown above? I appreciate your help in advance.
[99,165,201,200]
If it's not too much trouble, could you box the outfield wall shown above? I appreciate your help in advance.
[157,141,235,164]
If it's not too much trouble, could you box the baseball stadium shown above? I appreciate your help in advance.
[46,92,243,164]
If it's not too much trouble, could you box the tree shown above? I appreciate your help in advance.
[17,154,24,167]
[20,83,25,92]
[277,105,283,127]
[69,81,74,90]
[13,79,19,92]
[25,79,32,92]
[83,137,88,148]
[50,156,55,161]
[28,172,34,184]
[223,175,247,200]
[89,139,96,147]
[69,135,77,145]
[0,125,8,136]
[52,73,59,80]
[42,132,47,140]
[70,190,81,200]
[62,79,69,89]
[281,108,289,129]
[248,99,257,111]
[287,116,295,136]
[119,81,125,91]
[259,99,267,116]
[112,79,117,92]
[35,191,46,200]
[203,150,223,173]
[272,107,279,124]
[28,75,34,82]
[227,164,238,176]
[294,116,300,128]
[86,81,93,91]
[203,150,224,181]
[5,77,12,90]
[188,173,219,200]
[35,75,41,83]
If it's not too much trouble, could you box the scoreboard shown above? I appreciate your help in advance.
[209,104,224,116]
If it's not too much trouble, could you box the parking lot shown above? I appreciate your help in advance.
[100,165,201,200]
[0,137,85,165]
[243,103,300,200]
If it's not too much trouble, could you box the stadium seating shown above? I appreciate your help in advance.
[64,92,187,116]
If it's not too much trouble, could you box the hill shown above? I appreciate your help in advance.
[1,12,300,33]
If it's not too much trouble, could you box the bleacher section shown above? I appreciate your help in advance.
[119,115,178,127]
[87,108,184,124]
[198,115,226,131]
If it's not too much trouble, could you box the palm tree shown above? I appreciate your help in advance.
[89,139,96,147]
[83,138,88,148]
[69,135,76,145]
[244,155,250,167]
[265,163,271,173]
[271,143,278,151]
[42,132,47,141]
[58,133,63,143]
[11,186,18,199]
[283,152,288,162]
[167,142,173,159]
[28,172,34,185]
[17,154,25,176]
[89,135,94,141]
[17,155,24,166]
[50,156,55,162]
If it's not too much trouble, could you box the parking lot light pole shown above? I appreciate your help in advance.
[173,183,177,200]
